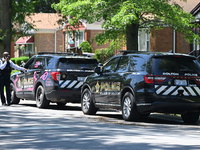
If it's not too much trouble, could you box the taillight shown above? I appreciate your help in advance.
[195,78,200,85]
[50,72,61,81]
[144,75,167,84]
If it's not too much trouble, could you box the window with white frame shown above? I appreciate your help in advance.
[75,31,84,46]
[67,31,84,48]
[138,28,150,51]
[192,13,200,51]
[24,44,34,54]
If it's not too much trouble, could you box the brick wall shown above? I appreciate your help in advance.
[150,27,190,54]
[34,31,64,54]
[86,30,110,52]
[35,33,54,53]
[55,30,64,52]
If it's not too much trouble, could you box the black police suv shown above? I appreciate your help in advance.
[81,51,200,123]
[10,52,98,108]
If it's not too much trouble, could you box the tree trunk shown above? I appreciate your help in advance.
[0,0,12,57]
[126,23,139,51]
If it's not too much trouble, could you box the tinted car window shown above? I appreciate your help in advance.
[46,57,56,69]
[58,58,97,70]
[153,56,200,75]
[115,56,129,72]
[129,55,148,72]
[103,57,120,73]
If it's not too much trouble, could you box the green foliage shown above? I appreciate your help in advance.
[79,41,93,53]
[11,56,29,66]
[34,0,60,13]
[94,48,114,63]
[52,0,200,50]
[94,38,125,63]
[11,0,37,35]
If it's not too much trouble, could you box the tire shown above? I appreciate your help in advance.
[36,85,49,108]
[122,92,141,121]
[181,112,199,124]
[10,83,20,104]
[81,88,97,115]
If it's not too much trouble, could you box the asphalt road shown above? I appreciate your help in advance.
[0,101,200,150]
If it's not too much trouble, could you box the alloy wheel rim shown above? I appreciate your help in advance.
[83,92,90,111]
[123,97,131,118]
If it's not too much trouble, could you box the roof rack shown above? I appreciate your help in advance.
[120,50,147,55]
[38,52,78,56]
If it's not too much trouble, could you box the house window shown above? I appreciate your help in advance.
[138,28,150,51]
[75,31,84,46]
[24,44,34,54]
[67,31,84,48]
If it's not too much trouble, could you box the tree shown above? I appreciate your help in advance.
[0,0,59,57]
[34,0,60,13]
[52,0,200,51]
[0,0,37,57]
[0,0,12,57]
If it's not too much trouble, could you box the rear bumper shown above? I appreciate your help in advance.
[137,101,200,114]
[46,90,81,103]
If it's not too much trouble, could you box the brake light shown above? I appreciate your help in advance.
[50,72,61,81]
[195,78,200,85]
[144,75,167,84]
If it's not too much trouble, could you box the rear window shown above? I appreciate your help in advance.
[58,58,98,70]
[129,55,149,72]
[152,56,200,76]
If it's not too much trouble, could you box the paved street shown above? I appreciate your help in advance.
[0,101,200,150]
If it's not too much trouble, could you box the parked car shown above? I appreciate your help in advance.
[81,51,200,123]
[10,52,98,108]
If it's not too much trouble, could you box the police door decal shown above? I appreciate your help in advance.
[94,81,121,95]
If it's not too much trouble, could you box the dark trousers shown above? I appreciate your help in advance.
[0,73,11,105]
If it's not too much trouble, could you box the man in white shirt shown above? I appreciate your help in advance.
[0,52,27,106]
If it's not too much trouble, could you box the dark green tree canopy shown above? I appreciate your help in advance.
[34,0,60,13]
[53,0,200,50]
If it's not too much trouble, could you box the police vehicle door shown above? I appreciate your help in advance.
[23,58,45,96]
[94,56,121,105]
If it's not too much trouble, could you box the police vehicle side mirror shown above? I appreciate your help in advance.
[94,66,102,74]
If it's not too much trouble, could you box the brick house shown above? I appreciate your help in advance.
[13,1,200,57]
[190,2,200,57]
[14,13,63,57]
[14,13,110,57]
[148,0,200,54]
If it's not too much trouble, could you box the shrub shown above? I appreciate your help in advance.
[11,56,29,66]
[94,39,125,63]
[94,48,115,63]
[79,41,93,53]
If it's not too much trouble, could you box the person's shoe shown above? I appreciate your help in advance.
[2,103,6,106]
[7,103,10,106]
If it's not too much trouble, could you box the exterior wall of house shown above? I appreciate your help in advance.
[10,41,15,58]
[34,33,54,53]
[86,30,110,52]
[34,31,64,54]
[150,27,190,54]
[55,30,64,52]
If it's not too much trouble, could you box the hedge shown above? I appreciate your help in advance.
[11,56,29,66]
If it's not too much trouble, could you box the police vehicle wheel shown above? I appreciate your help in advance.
[81,88,97,115]
[36,85,49,108]
[122,92,141,121]
[10,83,20,104]
[181,112,199,124]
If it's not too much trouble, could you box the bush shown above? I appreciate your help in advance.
[11,56,29,66]
[79,41,93,53]
[94,48,115,63]
[94,39,124,63]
